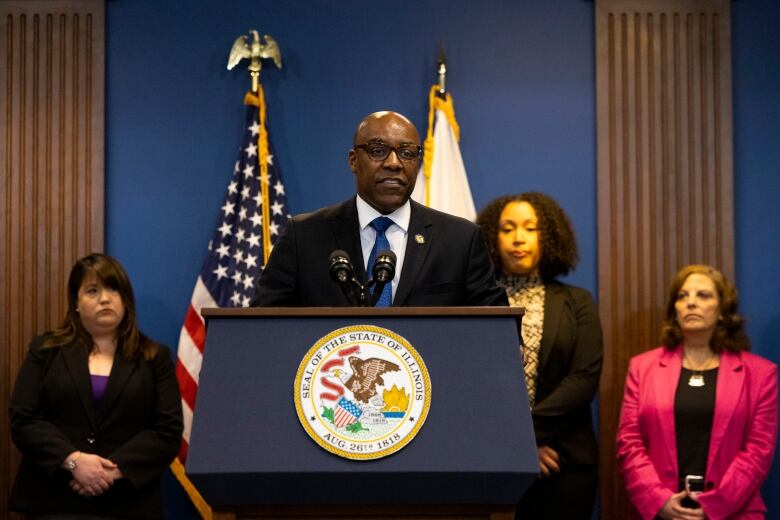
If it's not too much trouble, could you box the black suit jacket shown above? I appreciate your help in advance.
[252,197,508,307]
[10,336,183,519]
[531,281,603,466]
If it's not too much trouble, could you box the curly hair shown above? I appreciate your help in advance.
[476,192,578,281]
[42,253,159,360]
[659,264,750,352]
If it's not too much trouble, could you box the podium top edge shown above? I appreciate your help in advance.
[201,306,524,318]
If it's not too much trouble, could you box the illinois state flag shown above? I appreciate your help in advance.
[411,85,476,221]
[170,85,289,519]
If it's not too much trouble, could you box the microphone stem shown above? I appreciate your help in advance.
[369,280,390,307]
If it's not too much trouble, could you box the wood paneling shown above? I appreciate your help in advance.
[0,1,104,515]
[595,1,733,518]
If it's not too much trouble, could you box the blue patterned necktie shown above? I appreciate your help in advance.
[367,216,393,307]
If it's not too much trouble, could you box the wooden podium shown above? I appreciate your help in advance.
[187,307,535,520]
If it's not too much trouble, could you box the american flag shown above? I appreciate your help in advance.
[333,397,363,428]
[175,90,289,463]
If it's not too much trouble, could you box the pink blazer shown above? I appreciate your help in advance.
[616,346,778,520]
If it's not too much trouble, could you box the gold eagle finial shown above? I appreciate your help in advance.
[227,30,282,92]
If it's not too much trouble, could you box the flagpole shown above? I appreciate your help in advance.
[170,458,212,519]
[437,47,447,97]
[422,50,453,206]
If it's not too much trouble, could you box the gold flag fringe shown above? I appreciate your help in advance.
[244,87,272,263]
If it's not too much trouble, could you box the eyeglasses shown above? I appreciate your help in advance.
[354,143,422,162]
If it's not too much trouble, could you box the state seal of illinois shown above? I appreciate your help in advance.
[294,325,431,460]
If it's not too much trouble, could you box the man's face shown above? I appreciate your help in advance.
[348,112,420,214]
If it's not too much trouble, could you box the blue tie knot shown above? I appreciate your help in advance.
[370,216,393,234]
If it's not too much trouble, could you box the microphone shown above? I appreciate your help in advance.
[370,250,396,307]
[328,250,354,283]
[328,250,358,305]
[371,249,397,283]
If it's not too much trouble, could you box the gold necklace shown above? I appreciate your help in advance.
[684,351,717,387]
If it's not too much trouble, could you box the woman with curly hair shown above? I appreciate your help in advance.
[9,253,183,519]
[617,265,777,519]
[477,192,603,519]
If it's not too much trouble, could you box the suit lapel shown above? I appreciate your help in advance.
[394,202,432,306]
[100,347,136,419]
[331,198,367,282]
[654,347,682,476]
[707,351,744,472]
[538,282,564,372]
[61,343,97,430]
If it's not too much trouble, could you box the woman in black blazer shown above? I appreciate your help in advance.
[10,253,183,519]
[477,192,603,519]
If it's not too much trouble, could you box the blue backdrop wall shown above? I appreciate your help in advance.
[105,0,779,517]
[733,2,780,514]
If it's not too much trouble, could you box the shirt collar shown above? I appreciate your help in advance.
[355,195,410,233]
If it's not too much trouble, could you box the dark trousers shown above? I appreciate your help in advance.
[516,464,598,519]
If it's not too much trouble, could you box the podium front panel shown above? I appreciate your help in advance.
[187,310,537,505]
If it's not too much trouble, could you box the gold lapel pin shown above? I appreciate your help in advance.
[415,234,425,244]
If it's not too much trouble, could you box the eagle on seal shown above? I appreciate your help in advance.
[342,356,400,403]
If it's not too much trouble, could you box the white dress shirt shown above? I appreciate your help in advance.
[355,195,410,301]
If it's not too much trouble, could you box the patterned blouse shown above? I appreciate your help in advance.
[498,274,545,406]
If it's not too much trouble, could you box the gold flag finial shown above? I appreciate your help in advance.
[227,30,283,92]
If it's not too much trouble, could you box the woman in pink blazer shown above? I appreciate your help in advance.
[617,265,778,520]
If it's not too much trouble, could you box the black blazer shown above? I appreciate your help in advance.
[531,281,603,466]
[10,335,183,519]
[252,197,508,307]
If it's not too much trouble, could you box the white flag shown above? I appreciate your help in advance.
[412,87,476,221]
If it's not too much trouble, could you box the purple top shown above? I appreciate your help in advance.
[91,374,109,411]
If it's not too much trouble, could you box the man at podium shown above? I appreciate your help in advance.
[251,110,507,308]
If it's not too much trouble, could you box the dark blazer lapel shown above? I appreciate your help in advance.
[331,197,367,282]
[707,351,744,471]
[100,348,136,419]
[538,282,565,373]
[61,343,97,429]
[394,202,432,306]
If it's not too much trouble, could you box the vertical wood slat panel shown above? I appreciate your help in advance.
[595,1,733,518]
[0,2,104,516]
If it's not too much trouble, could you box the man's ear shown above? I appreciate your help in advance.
[347,149,358,173]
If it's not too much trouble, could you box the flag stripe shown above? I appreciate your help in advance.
[334,408,357,428]
[178,440,189,466]
[181,400,194,445]
[176,361,199,411]
[190,276,218,314]
[177,324,204,379]
[183,305,206,352]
